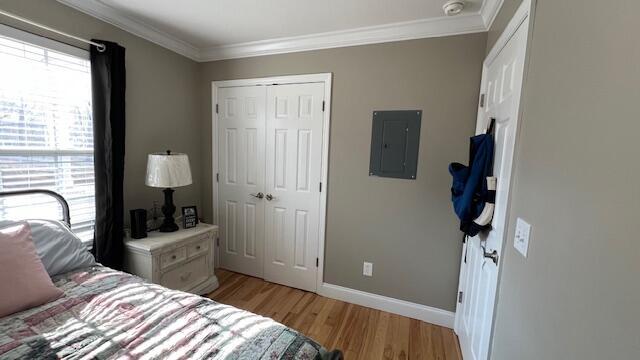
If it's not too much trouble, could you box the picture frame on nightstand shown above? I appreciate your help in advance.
[182,206,198,229]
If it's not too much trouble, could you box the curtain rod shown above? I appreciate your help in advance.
[0,8,106,52]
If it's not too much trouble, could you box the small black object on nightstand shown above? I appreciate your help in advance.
[130,209,148,239]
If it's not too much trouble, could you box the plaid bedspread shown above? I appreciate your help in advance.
[0,266,342,360]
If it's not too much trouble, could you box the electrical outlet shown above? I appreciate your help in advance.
[363,262,373,277]
[514,217,531,257]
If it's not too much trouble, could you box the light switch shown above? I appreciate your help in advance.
[363,262,373,277]
[514,218,531,257]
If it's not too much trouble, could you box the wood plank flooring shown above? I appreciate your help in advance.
[207,269,462,360]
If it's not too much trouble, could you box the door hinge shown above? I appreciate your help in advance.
[216,104,219,114]
[216,173,219,182]
[458,291,464,303]
[216,237,220,247]
[322,100,325,112]
[316,258,319,267]
[480,94,485,108]
[319,182,322,192]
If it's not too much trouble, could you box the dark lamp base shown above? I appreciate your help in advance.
[159,188,179,232]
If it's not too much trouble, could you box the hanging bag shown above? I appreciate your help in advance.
[449,119,497,236]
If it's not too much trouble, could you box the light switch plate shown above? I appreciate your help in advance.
[363,262,373,277]
[514,217,531,257]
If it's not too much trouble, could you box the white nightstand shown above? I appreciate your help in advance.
[123,223,219,295]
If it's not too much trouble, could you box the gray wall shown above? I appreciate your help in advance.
[199,34,487,311]
[490,0,640,358]
[0,0,202,217]
[486,0,523,54]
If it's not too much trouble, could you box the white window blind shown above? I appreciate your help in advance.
[0,29,95,242]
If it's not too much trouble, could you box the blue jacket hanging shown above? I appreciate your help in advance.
[449,119,496,236]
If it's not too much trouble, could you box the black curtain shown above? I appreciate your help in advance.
[90,40,126,270]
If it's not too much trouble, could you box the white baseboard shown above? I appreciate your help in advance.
[318,283,455,329]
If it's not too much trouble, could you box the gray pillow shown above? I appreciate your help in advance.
[0,219,95,277]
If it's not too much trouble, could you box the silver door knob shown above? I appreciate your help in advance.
[481,243,499,265]
[250,192,264,199]
[265,193,274,201]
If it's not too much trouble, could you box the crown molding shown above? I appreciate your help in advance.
[57,0,504,62]
[200,13,486,61]
[56,0,200,61]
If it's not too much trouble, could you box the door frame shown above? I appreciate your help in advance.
[454,0,532,355]
[211,73,333,291]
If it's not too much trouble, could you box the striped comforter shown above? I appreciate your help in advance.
[0,266,342,360]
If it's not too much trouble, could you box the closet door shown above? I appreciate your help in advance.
[218,86,266,278]
[263,83,325,292]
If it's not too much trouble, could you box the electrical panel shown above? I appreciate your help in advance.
[369,110,422,179]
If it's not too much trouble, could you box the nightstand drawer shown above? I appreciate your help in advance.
[187,239,209,258]
[160,255,208,291]
[160,247,187,269]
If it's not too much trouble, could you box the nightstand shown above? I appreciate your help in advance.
[123,223,219,295]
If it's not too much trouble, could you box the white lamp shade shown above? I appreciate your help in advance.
[145,152,192,188]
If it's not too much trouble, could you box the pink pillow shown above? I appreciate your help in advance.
[0,222,63,317]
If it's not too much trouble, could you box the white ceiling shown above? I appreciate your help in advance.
[57,0,503,61]
[95,0,485,46]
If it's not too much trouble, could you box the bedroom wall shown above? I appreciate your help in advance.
[0,0,202,218]
[198,33,487,311]
[490,0,640,358]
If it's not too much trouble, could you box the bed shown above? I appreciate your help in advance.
[0,190,343,360]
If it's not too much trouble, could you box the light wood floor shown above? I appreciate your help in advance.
[207,269,461,360]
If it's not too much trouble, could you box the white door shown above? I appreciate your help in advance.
[454,4,530,360]
[218,86,267,278]
[263,83,325,292]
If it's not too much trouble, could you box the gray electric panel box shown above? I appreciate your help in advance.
[369,110,422,179]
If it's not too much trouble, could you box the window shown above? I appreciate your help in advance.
[0,25,95,242]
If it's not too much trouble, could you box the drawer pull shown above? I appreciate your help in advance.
[161,248,186,270]
[180,272,192,282]
[196,246,201,250]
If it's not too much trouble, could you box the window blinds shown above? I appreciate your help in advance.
[0,32,95,242]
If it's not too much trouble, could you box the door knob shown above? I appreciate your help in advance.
[483,249,499,265]
[481,242,499,265]
[265,193,274,201]
[250,192,264,199]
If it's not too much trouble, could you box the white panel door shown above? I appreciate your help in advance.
[454,7,529,360]
[264,83,324,292]
[218,86,266,278]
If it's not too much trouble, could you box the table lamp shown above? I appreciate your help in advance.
[145,150,192,232]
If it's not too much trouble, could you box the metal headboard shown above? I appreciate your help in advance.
[0,189,71,227]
